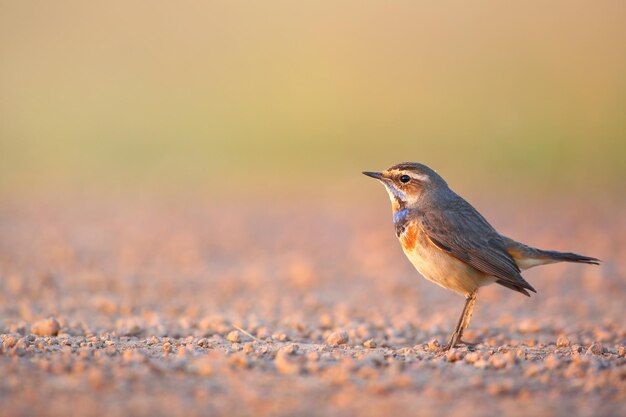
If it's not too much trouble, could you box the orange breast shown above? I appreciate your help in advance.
[398,220,487,295]
[399,221,419,250]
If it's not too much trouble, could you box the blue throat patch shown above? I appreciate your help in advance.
[393,208,410,224]
[393,208,411,237]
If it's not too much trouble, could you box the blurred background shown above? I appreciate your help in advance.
[1,5,625,415]
[1,1,625,198]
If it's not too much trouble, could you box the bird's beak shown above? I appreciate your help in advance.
[362,171,385,180]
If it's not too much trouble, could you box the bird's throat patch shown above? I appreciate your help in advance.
[394,208,410,237]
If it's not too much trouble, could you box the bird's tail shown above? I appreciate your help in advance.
[534,250,600,266]
[501,236,600,271]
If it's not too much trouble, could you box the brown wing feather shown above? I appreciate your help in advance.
[419,198,536,295]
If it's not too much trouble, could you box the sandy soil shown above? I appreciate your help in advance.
[0,196,624,417]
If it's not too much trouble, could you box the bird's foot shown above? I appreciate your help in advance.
[442,339,479,351]
[459,339,478,347]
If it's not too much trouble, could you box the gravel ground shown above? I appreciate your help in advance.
[0,195,624,417]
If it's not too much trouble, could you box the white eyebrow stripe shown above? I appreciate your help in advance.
[409,173,430,182]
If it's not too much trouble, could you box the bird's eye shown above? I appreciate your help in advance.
[399,175,411,183]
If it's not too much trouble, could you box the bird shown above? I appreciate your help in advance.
[363,162,600,350]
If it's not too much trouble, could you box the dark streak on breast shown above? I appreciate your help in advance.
[395,222,407,237]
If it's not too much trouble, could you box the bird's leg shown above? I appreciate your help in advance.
[457,290,478,346]
[444,290,478,350]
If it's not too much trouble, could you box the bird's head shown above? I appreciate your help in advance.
[363,162,447,212]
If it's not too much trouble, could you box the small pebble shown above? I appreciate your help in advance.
[363,339,377,348]
[226,331,241,343]
[465,352,480,364]
[556,336,571,348]
[31,318,60,337]
[3,336,17,349]
[427,339,440,351]
[272,332,288,342]
[326,331,349,346]
[446,349,463,363]
[586,342,604,355]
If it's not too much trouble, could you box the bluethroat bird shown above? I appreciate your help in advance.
[364,162,600,350]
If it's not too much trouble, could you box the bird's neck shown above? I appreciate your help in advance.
[392,205,416,237]
[393,207,410,224]
[391,197,406,212]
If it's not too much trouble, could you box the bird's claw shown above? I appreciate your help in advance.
[442,339,479,351]
[459,339,478,347]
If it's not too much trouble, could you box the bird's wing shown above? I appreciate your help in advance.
[419,199,536,294]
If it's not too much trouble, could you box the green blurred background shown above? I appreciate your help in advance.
[1,1,624,196]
